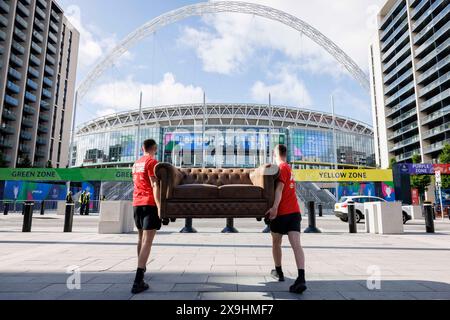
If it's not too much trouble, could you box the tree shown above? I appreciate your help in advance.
[389,158,397,169]
[17,155,32,168]
[410,154,431,203]
[439,144,450,189]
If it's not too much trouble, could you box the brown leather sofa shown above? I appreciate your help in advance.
[154,163,279,219]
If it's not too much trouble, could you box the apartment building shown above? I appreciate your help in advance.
[0,0,79,168]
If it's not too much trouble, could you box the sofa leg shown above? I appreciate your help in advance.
[180,218,197,233]
[221,218,239,233]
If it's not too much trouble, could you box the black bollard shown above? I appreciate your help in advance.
[180,218,197,233]
[3,202,9,216]
[40,201,45,216]
[222,218,239,233]
[64,203,75,233]
[348,201,357,234]
[22,202,34,233]
[304,201,322,233]
[318,204,323,217]
[423,202,435,234]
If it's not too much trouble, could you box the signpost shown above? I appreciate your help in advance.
[435,170,444,221]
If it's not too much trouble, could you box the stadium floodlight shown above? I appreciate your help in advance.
[76,1,370,101]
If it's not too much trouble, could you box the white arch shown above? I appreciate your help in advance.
[76,1,370,100]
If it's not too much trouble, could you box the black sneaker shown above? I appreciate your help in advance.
[270,269,285,282]
[131,281,149,294]
[289,278,307,294]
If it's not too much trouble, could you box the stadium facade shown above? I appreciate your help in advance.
[72,103,376,169]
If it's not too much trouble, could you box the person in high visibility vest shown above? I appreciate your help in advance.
[79,191,86,215]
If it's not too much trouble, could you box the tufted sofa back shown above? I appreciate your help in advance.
[177,168,255,186]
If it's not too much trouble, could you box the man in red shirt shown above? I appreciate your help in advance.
[265,144,307,294]
[131,139,161,294]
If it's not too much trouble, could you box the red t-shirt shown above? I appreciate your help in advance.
[132,155,158,207]
[277,162,301,216]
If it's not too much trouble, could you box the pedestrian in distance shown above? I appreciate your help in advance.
[84,191,91,216]
[265,144,307,294]
[66,191,74,204]
[79,191,86,216]
[131,139,161,294]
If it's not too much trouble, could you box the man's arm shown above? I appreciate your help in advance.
[266,182,284,220]
[150,176,161,212]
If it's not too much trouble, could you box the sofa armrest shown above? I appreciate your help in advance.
[154,163,183,217]
[250,164,280,207]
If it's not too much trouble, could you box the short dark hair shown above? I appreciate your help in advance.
[143,139,157,152]
[275,144,288,157]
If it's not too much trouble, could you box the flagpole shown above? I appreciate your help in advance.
[135,92,143,161]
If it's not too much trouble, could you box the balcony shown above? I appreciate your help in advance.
[15,14,28,29]
[421,89,450,111]
[44,65,54,76]
[17,2,30,17]
[415,37,450,71]
[390,135,420,152]
[383,44,411,74]
[417,56,450,84]
[385,82,415,107]
[29,54,41,66]
[415,20,450,57]
[47,42,56,54]
[2,109,16,121]
[7,80,21,94]
[0,29,6,41]
[37,126,48,134]
[25,92,37,103]
[387,123,419,141]
[380,0,404,29]
[39,113,49,122]
[395,149,421,162]
[382,20,409,53]
[34,17,45,31]
[419,71,450,98]
[35,6,46,20]
[0,1,10,13]
[10,53,23,67]
[0,139,13,149]
[27,77,40,89]
[46,54,56,65]
[43,77,53,87]
[0,13,8,27]
[37,0,48,9]
[33,30,44,43]
[20,131,32,141]
[14,27,26,42]
[384,56,412,84]
[51,10,60,22]
[22,117,34,128]
[385,70,413,96]
[4,95,19,107]
[380,6,408,41]
[424,139,450,154]
[48,32,57,44]
[423,123,450,139]
[31,41,42,54]
[36,137,46,145]
[12,41,25,54]
[412,0,447,34]
[422,106,450,125]
[35,149,47,158]
[19,144,31,154]
[28,66,40,79]
[42,88,52,99]
[23,105,36,115]
[386,108,417,129]
[386,95,417,118]
[40,101,51,111]
[0,124,14,135]
[50,21,59,33]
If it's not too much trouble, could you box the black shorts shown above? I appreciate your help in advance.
[270,213,302,235]
[133,206,161,231]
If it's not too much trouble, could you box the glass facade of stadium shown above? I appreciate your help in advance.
[73,126,375,169]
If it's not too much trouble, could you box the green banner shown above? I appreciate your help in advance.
[0,168,133,182]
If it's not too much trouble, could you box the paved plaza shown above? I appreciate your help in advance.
[0,213,449,300]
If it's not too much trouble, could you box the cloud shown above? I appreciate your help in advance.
[251,68,312,106]
[65,5,130,71]
[331,87,371,120]
[179,0,385,78]
[87,73,204,117]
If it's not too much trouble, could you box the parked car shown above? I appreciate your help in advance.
[334,196,412,224]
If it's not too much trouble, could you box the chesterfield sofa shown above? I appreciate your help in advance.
[154,163,279,220]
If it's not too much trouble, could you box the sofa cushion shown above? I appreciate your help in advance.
[173,184,218,200]
[218,185,264,200]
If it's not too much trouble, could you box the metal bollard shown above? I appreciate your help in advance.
[3,202,9,216]
[304,201,321,233]
[222,218,239,233]
[40,201,45,216]
[423,202,435,234]
[64,203,75,233]
[318,204,323,217]
[180,218,197,233]
[348,201,357,234]
[22,202,34,233]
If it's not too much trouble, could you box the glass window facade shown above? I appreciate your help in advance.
[74,125,375,168]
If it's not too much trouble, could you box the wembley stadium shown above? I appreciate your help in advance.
[72,103,376,169]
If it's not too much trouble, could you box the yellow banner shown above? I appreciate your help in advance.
[293,169,393,182]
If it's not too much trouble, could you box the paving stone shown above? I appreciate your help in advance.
[200,292,274,300]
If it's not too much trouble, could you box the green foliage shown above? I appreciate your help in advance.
[439,144,450,189]
[410,154,431,201]
[17,155,32,168]
[389,158,397,169]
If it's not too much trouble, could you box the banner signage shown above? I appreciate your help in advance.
[398,164,450,175]
[293,169,393,182]
[0,168,133,182]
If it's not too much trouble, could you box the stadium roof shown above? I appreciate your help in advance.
[77,103,373,136]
